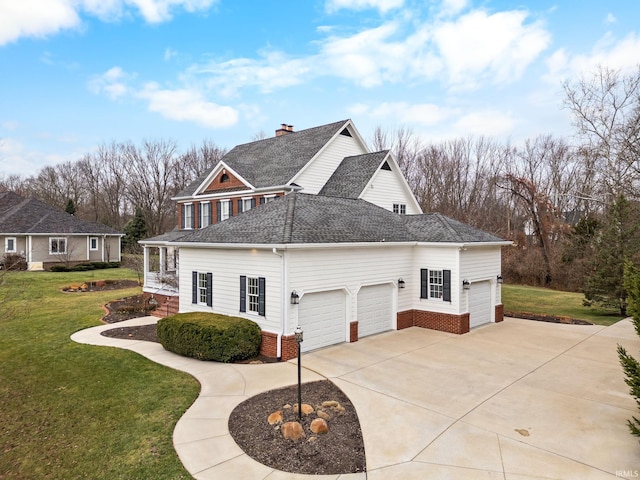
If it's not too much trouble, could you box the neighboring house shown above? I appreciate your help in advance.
[141,120,510,360]
[0,191,122,270]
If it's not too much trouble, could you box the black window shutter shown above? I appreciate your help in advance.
[206,272,213,306]
[259,197,265,205]
[216,201,221,222]
[239,276,246,312]
[208,203,213,224]
[251,198,256,208]
[443,270,451,302]
[181,204,186,229]
[258,277,266,316]
[420,269,428,299]
[237,199,243,213]
[192,271,198,304]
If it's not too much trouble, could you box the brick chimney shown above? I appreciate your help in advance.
[275,123,294,136]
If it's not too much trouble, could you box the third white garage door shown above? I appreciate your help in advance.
[298,290,346,352]
[469,280,492,328]
[357,284,393,338]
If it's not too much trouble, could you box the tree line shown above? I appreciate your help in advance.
[1,65,639,311]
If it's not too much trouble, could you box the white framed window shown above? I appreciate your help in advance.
[200,202,211,228]
[247,277,259,313]
[393,203,406,214]
[263,195,276,203]
[183,203,194,229]
[429,270,443,299]
[50,237,67,255]
[242,198,253,212]
[220,200,231,221]
[420,269,451,302]
[89,237,98,251]
[5,237,16,253]
[198,272,208,304]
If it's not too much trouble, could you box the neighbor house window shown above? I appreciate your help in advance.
[239,275,265,316]
[240,197,255,213]
[220,200,231,221]
[200,202,211,228]
[50,237,67,255]
[260,194,277,205]
[393,203,406,214]
[191,271,212,306]
[5,237,16,253]
[420,269,451,302]
[182,203,195,229]
[89,237,98,251]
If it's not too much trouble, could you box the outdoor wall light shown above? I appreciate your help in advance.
[462,279,471,290]
[398,278,406,289]
[148,295,159,306]
[497,274,503,284]
[290,290,300,305]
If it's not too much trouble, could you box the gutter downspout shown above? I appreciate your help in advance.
[272,247,285,359]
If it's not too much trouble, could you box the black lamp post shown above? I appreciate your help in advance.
[294,325,303,421]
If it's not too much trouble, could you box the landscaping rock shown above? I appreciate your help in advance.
[268,410,283,425]
[294,403,315,415]
[310,418,329,434]
[281,421,305,441]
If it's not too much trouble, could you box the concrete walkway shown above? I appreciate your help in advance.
[71,317,640,479]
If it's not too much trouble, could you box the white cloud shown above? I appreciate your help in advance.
[355,101,454,125]
[0,0,218,45]
[164,48,178,61]
[605,13,616,25]
[454,110,515,136]
[545,32,640,83]
[0,137,78,176]
[87,67,131,99]
[433,10,551,89]
[0,0,80,46]
[325,0,404,14]
[137,82,239,128]
[439,0,468,17]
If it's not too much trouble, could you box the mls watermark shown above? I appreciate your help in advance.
[616,470,639,478]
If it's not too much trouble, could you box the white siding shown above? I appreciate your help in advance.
[413,246,461,315]
[178,247,283,332]
[294,134,367,194]
[460,245,502,310]
[360,165,420,214]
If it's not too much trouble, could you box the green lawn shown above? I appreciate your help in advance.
[0,269,199,479]
[502,284,626,326]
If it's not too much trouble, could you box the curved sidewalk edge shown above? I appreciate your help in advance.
[71,318,363,480]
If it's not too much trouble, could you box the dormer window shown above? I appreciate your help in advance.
[393,203,406,215]
[381,161,392,171]
[220,173,230,183]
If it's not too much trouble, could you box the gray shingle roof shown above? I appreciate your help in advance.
[319,151,388,199]
[176,120,351,197]
[0,191,121,235]
[175,193,505,245]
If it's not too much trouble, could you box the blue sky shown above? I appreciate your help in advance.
[1,0,639,176]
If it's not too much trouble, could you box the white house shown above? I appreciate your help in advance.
[141,120,510,360]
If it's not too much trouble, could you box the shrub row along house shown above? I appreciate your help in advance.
[0,191,122,270]
[141,120,510,360]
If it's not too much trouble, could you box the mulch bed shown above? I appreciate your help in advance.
[228,380,366,475]
[505,311,593,325]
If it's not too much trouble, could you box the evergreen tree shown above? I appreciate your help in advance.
[618,260,640,438]
[123,207,148,253]
[584,195,640,315]
[64,198,76,215]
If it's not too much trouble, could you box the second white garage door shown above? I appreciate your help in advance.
[298,290,346,352]
[469,280,492,328]
[357,284,394,338]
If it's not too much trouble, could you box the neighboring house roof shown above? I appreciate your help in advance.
[175,193,506,245]
[318,151,389,199]
[176,120,353,197]
[0,191,121,235]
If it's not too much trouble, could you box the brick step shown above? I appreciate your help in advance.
[152,296,179,318]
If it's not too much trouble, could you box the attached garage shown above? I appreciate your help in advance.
[357,284,394,338]
[469,280,492,328]
[298,290,346,352]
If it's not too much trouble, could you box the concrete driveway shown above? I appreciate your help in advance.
[73,317,640,479]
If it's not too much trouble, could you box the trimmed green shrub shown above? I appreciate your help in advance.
[157,312,262,362]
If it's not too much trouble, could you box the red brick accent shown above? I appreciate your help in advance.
[203,169,246,192]
[495,304,504,322]
[260,331,279,359]
[350,321,358,342]
[280,334,299,361]
[397,310,470,334]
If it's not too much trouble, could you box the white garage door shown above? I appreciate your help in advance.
[298,290,346,352]
[469,280,492,328]
[357,284,393,337]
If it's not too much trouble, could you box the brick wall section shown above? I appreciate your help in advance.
[397,310,470,334]
[204,170,246,192]
[495,304,504,322]
[260,331,278,358]
[350,321,358,342]
[280,334,299,361]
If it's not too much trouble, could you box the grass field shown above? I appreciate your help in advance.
[0,269,199,479]
[502,284,627,326]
